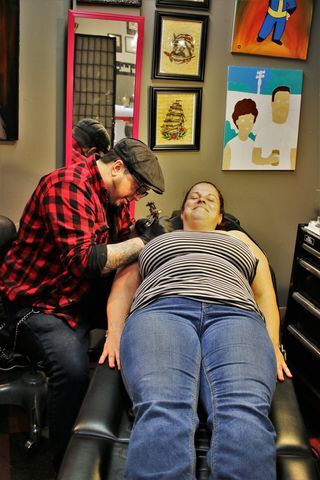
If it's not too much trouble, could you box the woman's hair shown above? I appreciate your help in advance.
[181,181,225,230]
[232,98,258,128]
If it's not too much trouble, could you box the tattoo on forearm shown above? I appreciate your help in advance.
[102,238,143,274]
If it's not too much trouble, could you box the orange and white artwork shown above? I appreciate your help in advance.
[231,0,313,60]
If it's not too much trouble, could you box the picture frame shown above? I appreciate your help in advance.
[125,36,136,54]
[0,0,19,141]
[127,21,138,35]
[107,33,122,53]
[149,87,202,151]
[156,0,210,10]
[77,0,141,6]
[152,11,208,81]
[231,0,313,60]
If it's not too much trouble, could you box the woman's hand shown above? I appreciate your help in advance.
[274,344,292,381]
[98,331,122,370]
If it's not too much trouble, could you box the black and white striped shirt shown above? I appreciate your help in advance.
[130,230,261,315]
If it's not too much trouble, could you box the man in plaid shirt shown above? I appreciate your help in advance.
[71,118,111,163]
[0,137,165,471]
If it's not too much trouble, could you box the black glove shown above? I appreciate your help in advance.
[135,218,150,235]
[138,216,174,244]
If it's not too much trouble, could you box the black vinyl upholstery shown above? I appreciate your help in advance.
[0,215,48,449]
[59,366,319,480]
[58,212,319,479]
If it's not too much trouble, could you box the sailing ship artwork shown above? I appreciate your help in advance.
[160,99,187,141]
[150,87,202,151]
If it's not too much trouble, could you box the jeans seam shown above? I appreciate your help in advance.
[189,349,201,480]
[202,360,217,480]
[201,302,217,480]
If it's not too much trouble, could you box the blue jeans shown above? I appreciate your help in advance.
[120,297,277,480]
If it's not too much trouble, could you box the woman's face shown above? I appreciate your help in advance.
[235,113,255,136]
[181,183,222,230]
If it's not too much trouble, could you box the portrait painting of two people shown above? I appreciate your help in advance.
[222,65,303,171]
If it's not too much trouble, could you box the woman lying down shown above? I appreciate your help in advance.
[99,181,292,480]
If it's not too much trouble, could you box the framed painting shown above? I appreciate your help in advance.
[156,0,210,10]
[107,33,122,52]
[222,66,303,171]
[149,87,202,151]
[127,21,138,35]
[231,0,313,60]
[152,11,208,81]
[77,0,141,6]
[0,0,19,141]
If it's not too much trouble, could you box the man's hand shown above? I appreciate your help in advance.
[138,216,174,244]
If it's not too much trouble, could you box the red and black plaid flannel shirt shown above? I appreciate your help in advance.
[71,137,95,164]
[0,158,133,327]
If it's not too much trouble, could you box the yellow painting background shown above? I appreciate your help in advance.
[156,92,196,146]
[159,18,202,76]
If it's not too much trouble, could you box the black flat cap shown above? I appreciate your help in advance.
[114,138,165,194]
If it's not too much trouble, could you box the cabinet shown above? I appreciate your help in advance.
[283,224,320,420]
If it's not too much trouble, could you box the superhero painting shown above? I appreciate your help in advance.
[0,0,19,140]
[231,0,313,60]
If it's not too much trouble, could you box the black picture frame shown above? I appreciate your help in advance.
[77,0,141,6]
[0,0,19,141]
[107,33,122,52]
[156,0,210,10]
[149,87,202,151]
[152,11,208,81]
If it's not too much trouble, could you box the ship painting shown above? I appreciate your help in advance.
[161,99,187,141]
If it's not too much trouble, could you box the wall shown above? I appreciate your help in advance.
[0,0,69,220]
[136,0,320,306]
[0,0,319,306]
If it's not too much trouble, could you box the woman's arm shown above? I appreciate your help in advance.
[228,230,292,381]
[98,261,141,369]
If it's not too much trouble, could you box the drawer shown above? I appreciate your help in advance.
[284,325,320,395]
[293,257,320,308]
[299,228,320,261]
[286,291,320,348]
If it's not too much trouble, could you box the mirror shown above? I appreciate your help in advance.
[65,10,144,165]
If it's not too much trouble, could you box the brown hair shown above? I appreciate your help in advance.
[232,98,258,128]
[181,181,225,230]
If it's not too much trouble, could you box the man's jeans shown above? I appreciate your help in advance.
[120,297,277,480]
[6,306,92,471]
[4,277,112,471]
